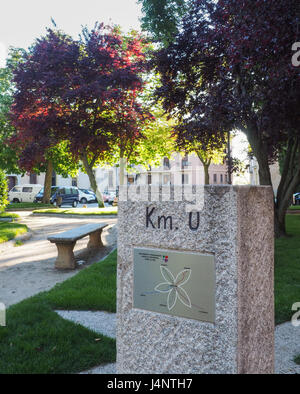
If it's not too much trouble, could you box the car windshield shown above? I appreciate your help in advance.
[51,187,59,195]
[38,187,59,195]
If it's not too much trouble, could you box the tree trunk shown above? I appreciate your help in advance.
[274,137,300,237]
[196,152,211,185]
[119,157,126,186]
[81,153,104,208]
[42,160,53,204]
[245,127,300,237]
[203,163,210,185]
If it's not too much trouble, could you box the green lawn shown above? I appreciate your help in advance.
[0,212,20,219]
[287,205,300,211]
[0,222,28,243]
[33,207,118,216]
[275,215,300,325]
[41,249,117,312]
[0,250,117,374]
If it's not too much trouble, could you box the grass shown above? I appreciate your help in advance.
[41,249,117,312]
[14,240,24,247]
[0,249,117,374]
[0,298,115,374]
[0,212,20,219]
[33,207,118,216]
[275,215,300,325]
[6,202,53,210]
[287,205,300,210]
[0,222,28,244]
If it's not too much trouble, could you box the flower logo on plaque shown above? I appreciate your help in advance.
[154,266,192,311]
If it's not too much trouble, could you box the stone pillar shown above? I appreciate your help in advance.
[117,185,274,374]
[54,242,76,269]
[87,230,103,249]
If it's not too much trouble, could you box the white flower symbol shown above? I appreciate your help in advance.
[154,266,192,311]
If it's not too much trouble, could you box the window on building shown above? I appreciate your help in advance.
[181,154,189,169]
[29,173,37,184]
[163,157,170,169]
[127,175,134,184]
[182,174,189,184]
[147,173,152,185]
[163,174,170,185]
[52,171,56,186]
[72,177,77,187]
[108,171,114,189]
[220,174,223,183]
[225,174,228,184]
[213,174,217,183]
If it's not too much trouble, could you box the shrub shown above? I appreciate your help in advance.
[0,170,8,212]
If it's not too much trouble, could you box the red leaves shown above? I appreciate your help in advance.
[10,23,150,168]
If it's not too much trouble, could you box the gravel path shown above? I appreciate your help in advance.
[275,322,300,374]
[0,212,117,307]
[56,309,300,374]
[55,310,116,338]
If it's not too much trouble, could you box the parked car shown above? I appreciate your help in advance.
[293,192,300,205]
[78,188,97,204]
[50,187,79,207]
[102,191,115,205]
[34,186,60,203]
[8,184,43,203]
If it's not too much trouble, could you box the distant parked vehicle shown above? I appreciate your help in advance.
[103,190,115,205]
[34,186,59,203]
[112,196,118,206]
[50,187,79,208]
[78,188,97,204]
[293,192,300,205]
[8,184,43,203]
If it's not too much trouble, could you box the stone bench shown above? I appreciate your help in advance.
[48,223,108,269]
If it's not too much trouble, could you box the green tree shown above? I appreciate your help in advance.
[138,0,190,46]
[0,48,26,174]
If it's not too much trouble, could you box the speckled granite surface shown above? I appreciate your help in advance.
[117,186,274,374]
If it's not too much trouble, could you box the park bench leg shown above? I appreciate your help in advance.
[87,230,103,249]
[54,242,76,269]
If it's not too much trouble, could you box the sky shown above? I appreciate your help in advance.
[0,0,142,66]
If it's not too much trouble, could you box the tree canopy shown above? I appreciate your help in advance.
[152,0,300,236]
[9,24,152,204]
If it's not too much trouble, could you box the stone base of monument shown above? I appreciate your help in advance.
[117,186,274,374]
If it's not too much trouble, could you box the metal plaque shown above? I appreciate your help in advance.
[133,247,215,323]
